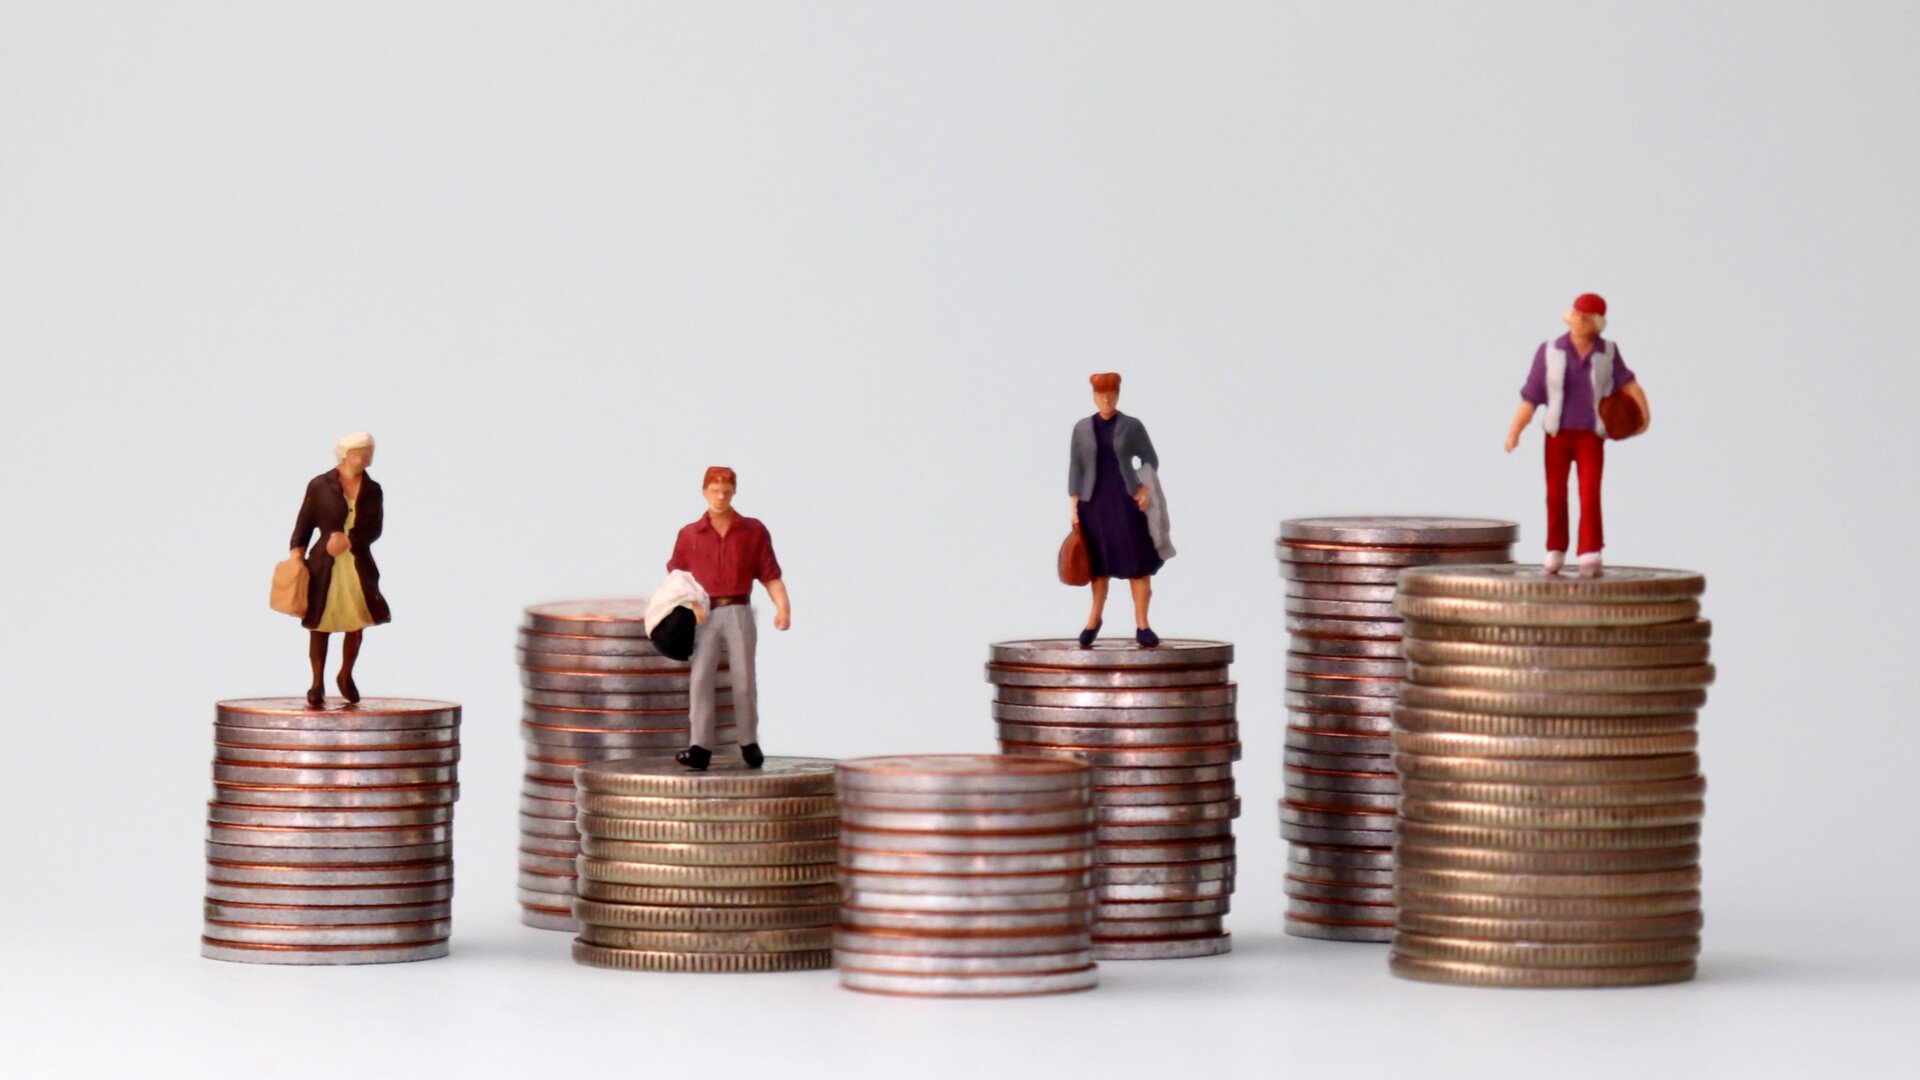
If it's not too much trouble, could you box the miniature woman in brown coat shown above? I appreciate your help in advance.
[289,431,391,706]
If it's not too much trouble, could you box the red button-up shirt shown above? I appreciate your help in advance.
[667,513,782,597]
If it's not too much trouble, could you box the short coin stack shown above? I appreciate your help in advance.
[1389,565,1712,988]
[518,599,734,930]
[569,756,838,972]
[835,755,1099,997]
[203,697,460,964]
[1276,517,1517,942]
[987,639,1238,959]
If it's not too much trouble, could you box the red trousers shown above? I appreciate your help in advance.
[1545,429,1605,555]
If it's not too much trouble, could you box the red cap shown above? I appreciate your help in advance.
[1573,293,1607,317]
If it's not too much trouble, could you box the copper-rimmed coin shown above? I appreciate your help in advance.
[203,899,450,927]
[204,841,449,865]
[1287,898,1395,924]
[211,783,459,809]
[838,966,1099,997]
[1096,897,1230,919]
[1390,954,1694,988]
[1097,800,1239,824]
[1394,932,1701,968]
[517,868,576,892]
[575,815,839,843]
[1288,653,1409,678]
[1285,787,1397,810]
[1392,729,1698,759]
[1284,748,1394,774]
[1393,889,1702,920]
[1281,803,1396,830]
[833,928,1091,957]
[517,628,668,656]
[1400,618,1711,646]
[841,889,1089,913]
[578,925,834,952]
[202,939,450,965]
[1397,564,1705,603]
[576,858,837,888]
[1399,776,1707,807]
[1089,764,1237,787]
[575,755,836,798]
[1396,819,1702,852]
[207,804,453,829]
[837,806,1094,833]
[991,703,1239,726]
[837,870,1093,896]
[213,744,461,768]
[575,792,838,821]
[1094,781,1236,806]
[520,726,703,750]
[523,689,714,709]
[206,860,452,888]
[212,763,459,787]
[213,724,456,748]
[1399,684,1708,717]
[1397,910,1704,942]
[216,698,461,731]
[997,742,1240,769]
[520,793,575,820]
[1287,728,1394,756]
[1284,766,1399,795]
[204,881,454,906]
[995,722,1239,747]
[1289,598,1401,619]
[1281,544,1513,568]
[1285,915,1394,943]
[835,754,1091,794]
[1285,877,1394,904]
[839,848,1096,875]
[1395,594,1702,627]
[1092,934,1232,960]
[839,788,1092,811]
[835,948,1095,976]
[1280,562,1407,584]
[1287,635,1407,659]
[579,836,838,866]
[988,639,1235,668]
[837,907,1091,932]
[1096,820,1234,843]
[1393,751,1701,784]
[841,829,1093,856]
[1281,517,1521,547]
[524,700,716,725]
[1286,616,1405,641]
[984,664,1228,689]
[993,686,1237,709]
[1285,691,1393,716]
[1098,878,1235,900]
[521,668,705,694]
[1395,865,1702,898]
[1286,843,1395,870]
[1096,838,1235,864]
[1091,859,1235,885]
[1391,707,1698,738]
[1286,673,1402,698]
[1093,914,1224,938]
[1407,663,1716,695]
[1397,844,1701,874]
[202,918,451,947]
[517,649,695,673]
[1398,798,1705,830]
[1403,638,1713,669]
[522,814,577,839]
[1288,581,1401,603]
[1287,862,1394,887]
[1281,824,1398,847]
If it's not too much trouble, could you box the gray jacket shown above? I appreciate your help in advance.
[1069,412,1158,502]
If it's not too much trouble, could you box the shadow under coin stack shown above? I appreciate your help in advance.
[834,755,1099,997]
[203,698,460,965]
[569,756,839,972]
[987,639,1238,959]
[1276,517,1518,943]
[518,600,734,930]
[1389,565,1712,989]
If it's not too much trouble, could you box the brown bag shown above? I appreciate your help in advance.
[1597,391,1645,441]
[1058,525,1091,587]
[271,553,310,617]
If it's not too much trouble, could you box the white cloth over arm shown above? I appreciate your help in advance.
[645,569,711,635]
[1137,463,1176,561]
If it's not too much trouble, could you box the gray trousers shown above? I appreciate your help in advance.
[689,603,757,748]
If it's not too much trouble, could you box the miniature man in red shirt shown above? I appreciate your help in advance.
[667,466,791,770]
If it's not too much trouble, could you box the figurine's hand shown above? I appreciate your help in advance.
[325,531,350,557]
[290,547,304,561]
[1134,487,1150,512]
[691,603,708,626]
[773,610,791,631]
[1070,497,1079,528]
[1504,431,1521,453]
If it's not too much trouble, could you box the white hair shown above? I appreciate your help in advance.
[334,430,375,463]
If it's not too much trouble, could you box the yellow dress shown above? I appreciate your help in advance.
[314,497,376,633]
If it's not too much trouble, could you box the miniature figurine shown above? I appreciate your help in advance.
[289,431,390,706]
[1069,373,1174,648]
[666,467,789,770]
[1504,294,1651,575]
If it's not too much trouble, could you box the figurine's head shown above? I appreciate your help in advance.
[1564,293,1608,339]
[1090,373,1122,418]
[334,431,375,474]
[703,466,737,516]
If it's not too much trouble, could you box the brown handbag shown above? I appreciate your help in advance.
[1597,390,1645,441]
[271,553,310,617]
[1058,525,1091,587]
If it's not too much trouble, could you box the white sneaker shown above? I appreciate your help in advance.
[1543,551,1565,574]
[1578,552,1603,577]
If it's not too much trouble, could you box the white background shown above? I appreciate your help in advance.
[4,3,1917,1077]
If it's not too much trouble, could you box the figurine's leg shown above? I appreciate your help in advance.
[336,630,363,703]
[305,632,328,706]
[1543,432,1574,560]
[1129,577,1152,629]
[686,613,724,748]
[727,607,759,749]
[1087,578,1109,628]
[1576,435,1605,556]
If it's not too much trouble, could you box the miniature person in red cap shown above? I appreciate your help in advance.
[1504,294,1651,575]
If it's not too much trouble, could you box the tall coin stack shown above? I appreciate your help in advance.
[569,756,838,972]
[1276,517,1518,942]
[1389,565,1712,988]
[203,697,460,965]
[835,755,1099,997]
[987,639,1238,959]
[518,599,735,931]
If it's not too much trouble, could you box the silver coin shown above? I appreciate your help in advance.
[998,742,1240,769]
[1281,517,1520,546]
[834,754,1092,794]
[521,726,709,750]
[520,794,575,820]
[1286,877,1395,903]
[518,888,577,909]
[518,850,579,874]
[1403,638,1714,669]
[1289,597,1401,619]
[841,889,1090,913]
[1398,776,1708,808]
[517,869,577,893]
[1284,786,1397,810]
[984,664,1228,689]
[1092,859,1235,884]
[518,648,692,673]
[1096,897,1230,919]
[1396,594,1703,628]
[838,966,1098,997]
[575,756,838,798]
[1288,898,1395,923]
[524,758,592,783]
[1283,748,1393,774]
[205,841,450,865]
[1284,766,1399,794]
[1281,804,1395,831]
[204,881,454,905]
[1093,914,1223,938]
[1399,684,1710,718]
[205,861,452,887]
[1286,843,1395,870]
[216,697,461,730]
[1391,706,1699,738]
[204,822,451,849]
[836,949,1095,976]
[522,599,653,635]
[1286,616,1405,640]
[840,827,1094,855]
[202,919,450,947]
[520,677,697,701]
[211,783,458,810]
[201,939,449,965]
[1285,917,1394,943]
[837,906,1091,932]
[214,744,462,768]
[1097,878,1234,900]
[1285,690,1393,716]
[833,929,1090,957]
[517,628,666,656]
[213,724,456,748]
[1287,635,1406,659]
[1280,562,1407,584]
[838,806,1095,833]
[1096,821,1235,844]
[1090,764,1236,786]
[524,697,717,723]
[1406,662,1716,695]
[1397,564,1706,602]
[207,804,454,829]
[1286,673,1402,699]
[1286,861,1395,887]
[1288,710,1395,736]
[1287,653,1409,678]
[839,788,1092,812]
[992,703,1239,726]
[1279,541,1515,566]
[579,836,838,866]
[1098,800,1239,824]
[995,722,1239,747]
[1402,617,1712,646]
[211,763,459,787]
[1094,781,1236,806]
[522,814,581,841]
[1281,823,1398,847]
[203,899,449,926]
[1287,728,1394,756]
[988,639,1234,668]
[837,870,1093,896]
[1288,581,1402,603]
[520,908,577,931]
[1092,934,1232,960]
[571,899,840,931]
[994,686,1236,709]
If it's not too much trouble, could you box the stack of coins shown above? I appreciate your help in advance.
[569,756,838,972]
[1389,565,1712,988]
[517,599,734,930]
[835,755,1099,997]
[986,639,1238,959]
[1276,517,1518,942]
[203,698,460,965]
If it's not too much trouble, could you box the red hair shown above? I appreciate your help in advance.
[702,466,737,489]
[1089,373,1122,393]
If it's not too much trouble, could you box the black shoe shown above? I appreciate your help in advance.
[305,686,325,708]
[741,743,765,769]
[1078,621,1102,648]
[336,673,360,704]
[1135,627,1160,648]
[675,745,712,771]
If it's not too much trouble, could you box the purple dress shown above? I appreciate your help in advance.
[1080,413,1164,580]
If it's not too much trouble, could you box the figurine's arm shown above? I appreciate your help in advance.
[289,483,317,558]
[1504,402,1536,453]
[353,486,383,548]
[1131,423,1157,511]
[765,578,791,631]
[1622,380,1650,433]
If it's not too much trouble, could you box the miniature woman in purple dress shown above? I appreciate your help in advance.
[1069,373,1174,648]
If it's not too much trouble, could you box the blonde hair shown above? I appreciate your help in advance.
[334,431,375,463]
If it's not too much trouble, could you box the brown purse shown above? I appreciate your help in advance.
[271,553,310,617]
[1058,525,1091,587]
[1597,390,1645,440]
